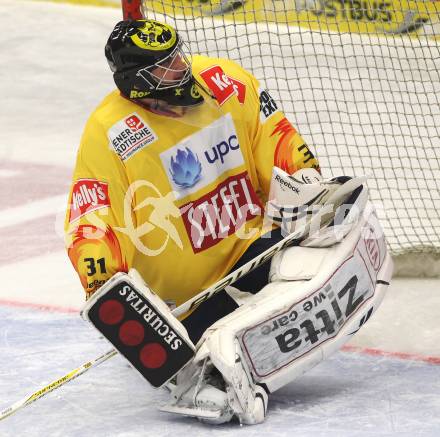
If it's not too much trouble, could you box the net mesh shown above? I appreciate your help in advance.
[132,0,440,255]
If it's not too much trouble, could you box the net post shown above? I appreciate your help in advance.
[121,0,143,20]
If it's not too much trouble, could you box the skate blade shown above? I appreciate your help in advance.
[159,404,223,419]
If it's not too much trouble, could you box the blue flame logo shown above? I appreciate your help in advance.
[169,147,202,188]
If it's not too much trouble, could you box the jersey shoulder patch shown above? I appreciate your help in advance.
[199,65,246,106]
[107,112,158,161]
[259,88,280,122]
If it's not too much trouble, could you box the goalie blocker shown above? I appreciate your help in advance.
[81,270,195,388]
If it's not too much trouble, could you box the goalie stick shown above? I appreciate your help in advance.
[0,349,117,421]
[0,176,365,421]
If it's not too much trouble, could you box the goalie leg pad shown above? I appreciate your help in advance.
[81,269,195,388]
[195,204,393,394]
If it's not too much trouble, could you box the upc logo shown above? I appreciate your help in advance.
[169,147,202,188]
[204,135,239,164]
[160,114,245,199]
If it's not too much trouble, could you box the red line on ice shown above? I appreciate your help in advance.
[0,215,64,267]
[342,344,440,365]
[0,298,79,314]
[0,161,70,210]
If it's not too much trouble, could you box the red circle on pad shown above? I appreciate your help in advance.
[98,300,124,325]
[140,343,167,369]
[119,320,145,346]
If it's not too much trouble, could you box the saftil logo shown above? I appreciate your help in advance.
[180,172,262,253]
[169,148,202,188]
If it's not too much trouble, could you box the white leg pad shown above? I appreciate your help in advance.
[197,204,393,393]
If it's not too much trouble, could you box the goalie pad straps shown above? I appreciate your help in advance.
[301,176,368,247]
[81,270,195,388]
[163,335,268,424]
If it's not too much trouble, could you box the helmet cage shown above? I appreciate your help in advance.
[136,41,192,91]
[106,19,204,106]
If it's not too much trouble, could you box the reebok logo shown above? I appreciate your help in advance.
[275,174,299,193]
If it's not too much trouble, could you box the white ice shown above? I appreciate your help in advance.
[0,1,439,436]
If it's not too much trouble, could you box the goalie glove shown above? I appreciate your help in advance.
[265,167,368,247]
[265,167,332,234]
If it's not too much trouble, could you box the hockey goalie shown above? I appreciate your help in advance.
[65,19,393,425]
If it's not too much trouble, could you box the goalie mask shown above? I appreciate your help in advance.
[105,19,204,107]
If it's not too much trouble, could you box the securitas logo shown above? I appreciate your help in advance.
[69,179,110,223]
[160,114,245,199]
[169,148,202,188]
[108,113,158,161]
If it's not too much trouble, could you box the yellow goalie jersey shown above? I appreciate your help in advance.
[65,55,319,306]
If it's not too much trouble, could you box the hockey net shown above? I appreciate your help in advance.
[121,0,440,273]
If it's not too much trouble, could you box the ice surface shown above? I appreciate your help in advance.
[0,0,439,435]
[1,306,440,437]
[0,308,440,437]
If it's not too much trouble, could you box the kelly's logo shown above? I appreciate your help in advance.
[199,65,246,105]
[69,179,110,223]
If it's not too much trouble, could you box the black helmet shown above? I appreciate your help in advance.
[105,20,203,106]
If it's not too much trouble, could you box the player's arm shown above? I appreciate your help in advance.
[245,74,320,198]
[240,73,358,236]
[64,115,134,299]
